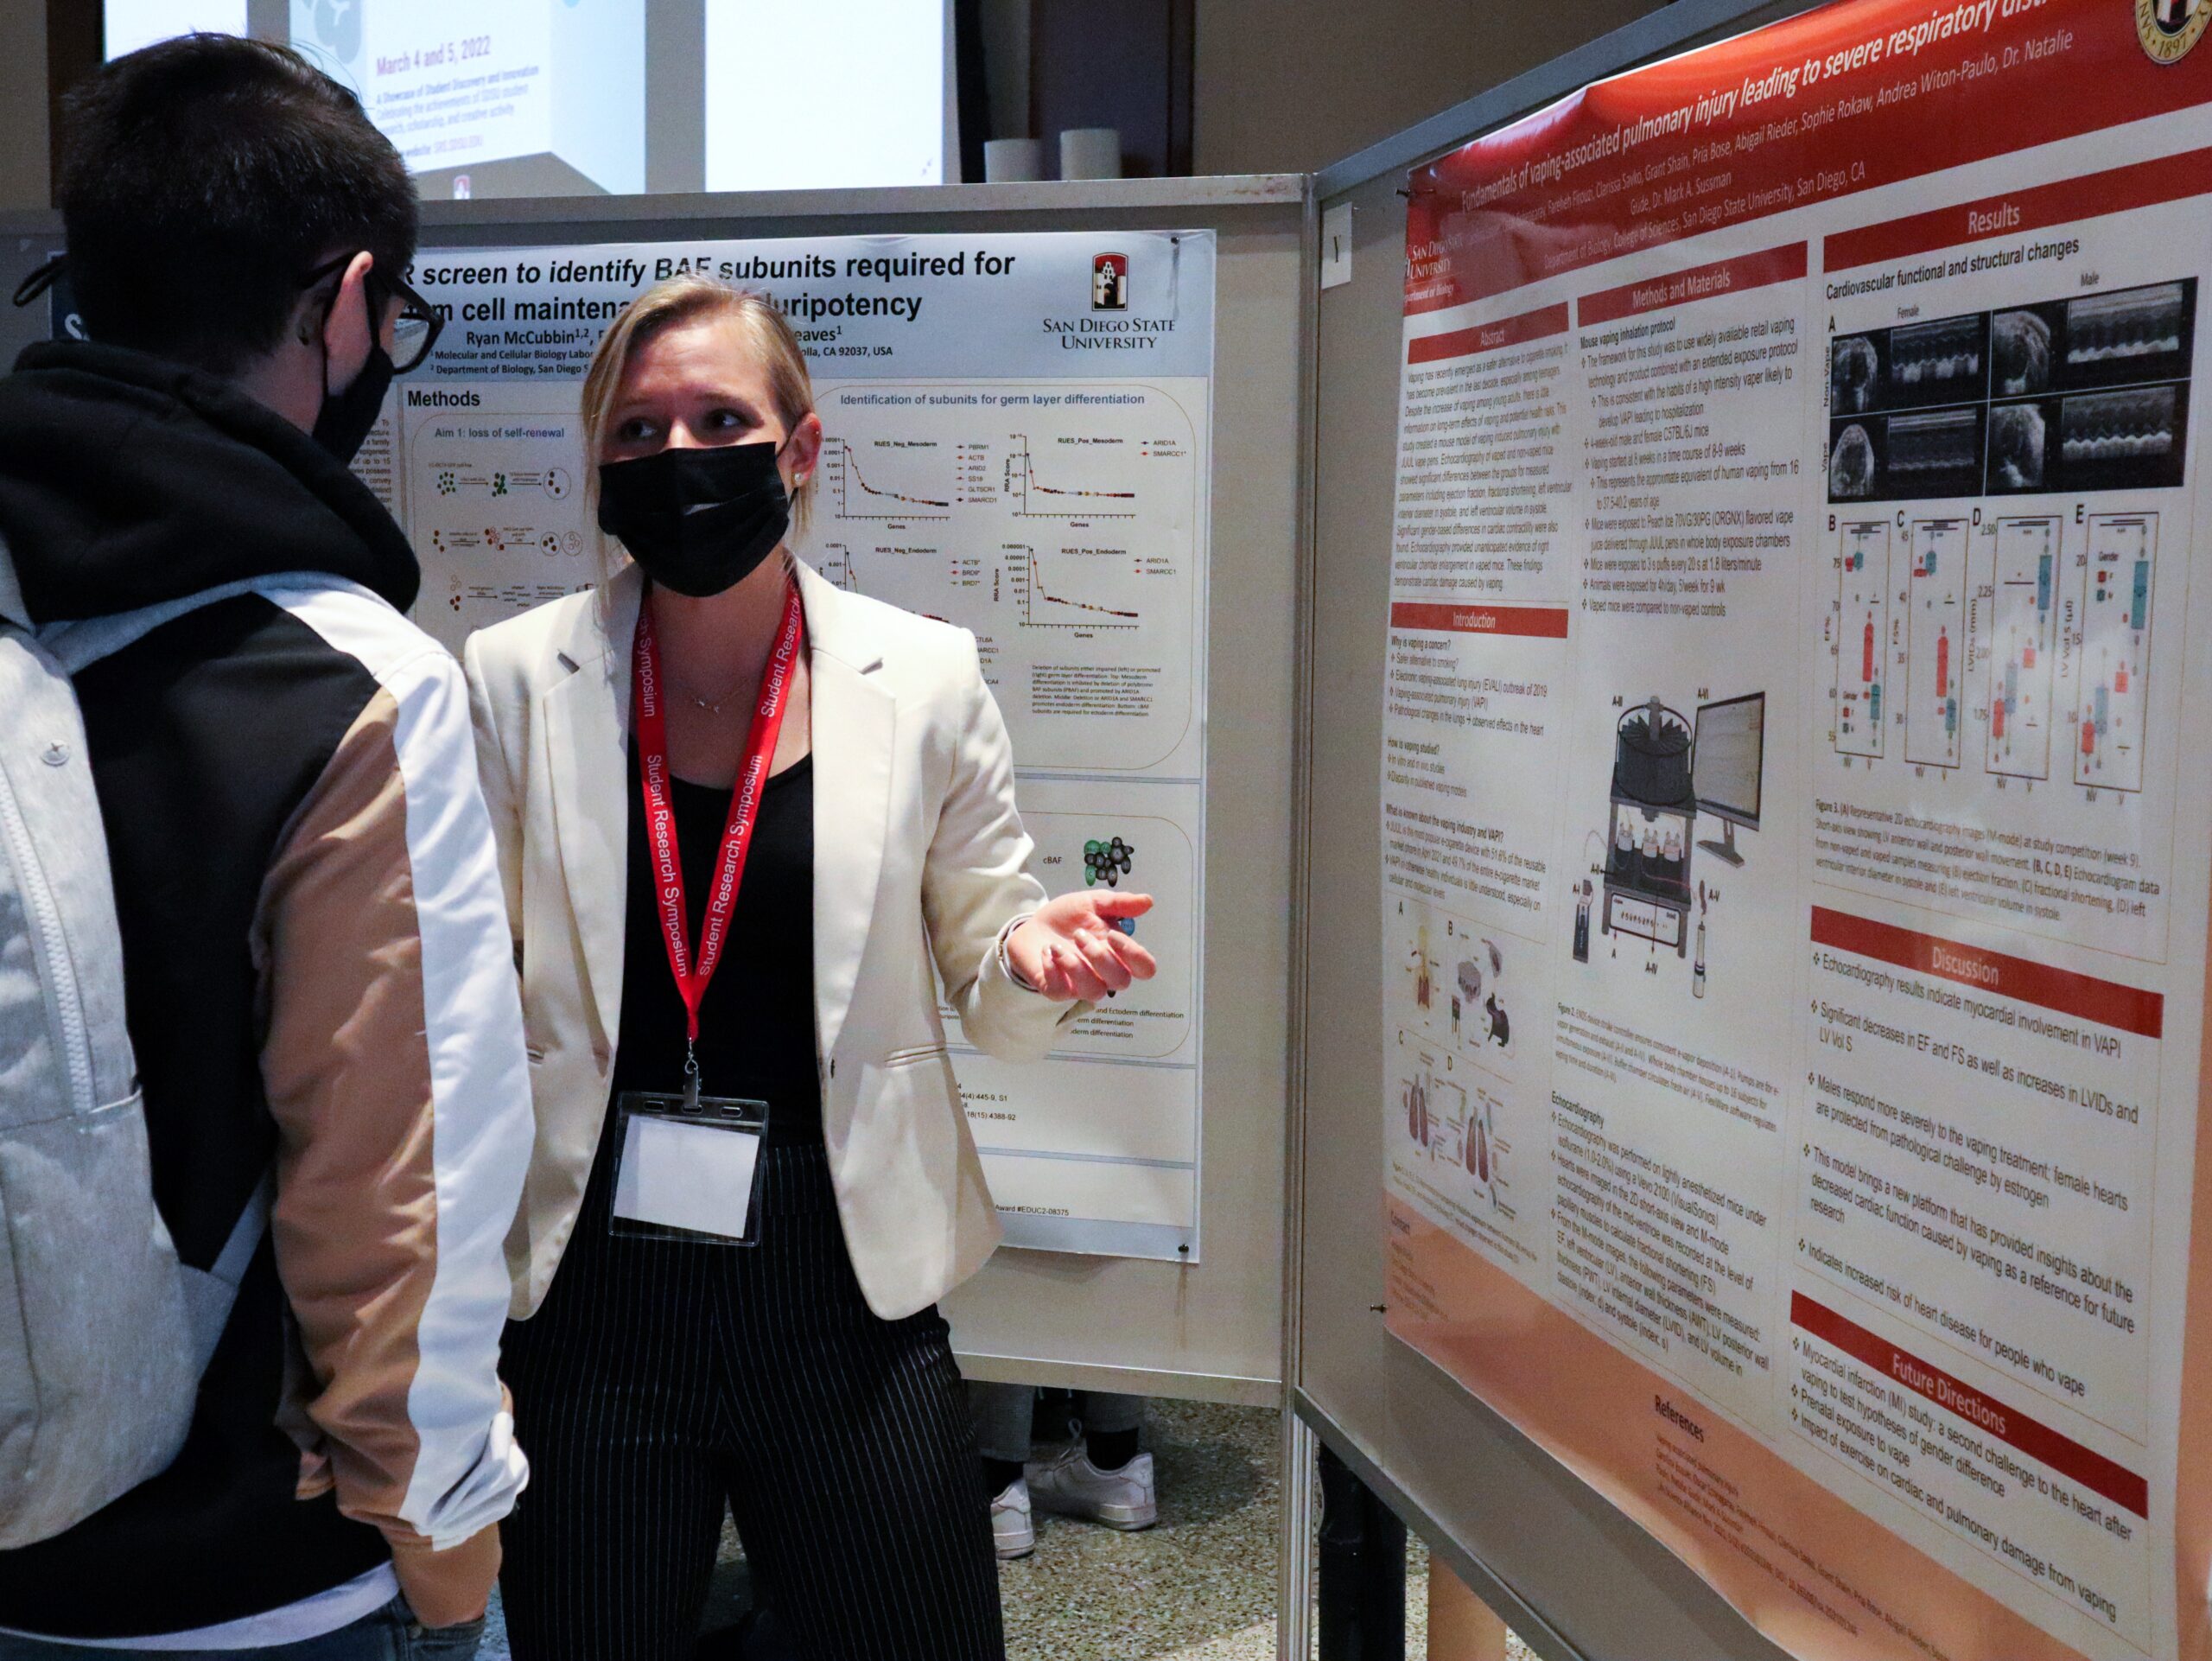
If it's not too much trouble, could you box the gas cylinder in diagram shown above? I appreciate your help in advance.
[1693,882,1708,999]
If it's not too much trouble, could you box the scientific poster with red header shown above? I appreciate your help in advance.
[1378,2,2212,1657]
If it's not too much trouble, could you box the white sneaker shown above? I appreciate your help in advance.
[989,1476,1035,1560]
[1023,1445,1158,1530]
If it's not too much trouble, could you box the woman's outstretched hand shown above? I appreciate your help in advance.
[1007,892,1159,1002]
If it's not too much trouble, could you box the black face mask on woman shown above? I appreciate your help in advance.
[596,438,792,597]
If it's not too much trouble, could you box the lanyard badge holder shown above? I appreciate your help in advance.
[609,582,804,1248]
[610,1079,771,1247]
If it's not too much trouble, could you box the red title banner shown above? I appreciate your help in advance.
[1408,0,2212,314]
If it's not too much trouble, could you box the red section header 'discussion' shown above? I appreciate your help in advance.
[1791,1294,2148,1518]
[1824,146,2212,272]
[1407,302,1571,365]
[1809,907,2163,1039]
[1579,243,1807,328]
[1389,603,1571,640]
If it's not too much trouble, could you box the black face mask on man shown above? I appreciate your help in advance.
[595,438,792,598]
[311,340,395,465]
[309,266,396,464]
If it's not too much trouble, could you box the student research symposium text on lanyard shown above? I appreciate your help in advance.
[633,576,807,1101]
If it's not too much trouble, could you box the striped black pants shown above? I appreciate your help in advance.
[499,1140,1004,1661]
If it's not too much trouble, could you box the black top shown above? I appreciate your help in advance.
[610,749,823,1144]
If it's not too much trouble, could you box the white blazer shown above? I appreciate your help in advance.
[464,559,1077,1321]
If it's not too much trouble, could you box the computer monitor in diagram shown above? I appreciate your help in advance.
[1582,694,1764,974]
[1693,693,1764,866]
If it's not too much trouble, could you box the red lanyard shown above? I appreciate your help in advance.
[632,580,807,1072]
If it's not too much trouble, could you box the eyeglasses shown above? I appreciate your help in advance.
[299,253,444,374]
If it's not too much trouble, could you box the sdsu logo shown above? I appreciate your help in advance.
[1091,253,1129,311]
[2139,0,2209,61]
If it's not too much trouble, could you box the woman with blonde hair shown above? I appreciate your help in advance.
[463,277,1154,1658]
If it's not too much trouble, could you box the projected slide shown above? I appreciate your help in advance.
[108,1,955,196]
[285,0,644,193]
[705,3,950,190]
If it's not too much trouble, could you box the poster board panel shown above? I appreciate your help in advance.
[0,178,1298,1403]
[398,188,1299,1402]
[1301,162,1793,1660]
[1364,1,2212,1658]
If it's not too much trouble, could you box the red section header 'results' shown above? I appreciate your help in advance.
[1809,907,2163,1039]
[1408,302,1571,365]
[1824,146,2212,272]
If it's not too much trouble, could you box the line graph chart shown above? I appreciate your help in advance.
[1010,545,1141,629]
[1005,435,1138,519]
[800,379,1204,775]
[828,438,951,520]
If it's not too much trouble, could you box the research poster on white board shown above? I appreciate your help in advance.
[1379,2,2212,1658]
[375,230,1215,1260]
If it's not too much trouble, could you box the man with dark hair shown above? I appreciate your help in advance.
[0,35,531,1656]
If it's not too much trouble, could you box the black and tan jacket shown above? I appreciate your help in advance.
[0,342,533,1638]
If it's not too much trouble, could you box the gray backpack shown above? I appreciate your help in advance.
[0,554,279,1549]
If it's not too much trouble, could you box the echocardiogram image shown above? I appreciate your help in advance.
[1831,335,1880,414]
[1988,401,2048,491]
[2056,279,2195,391]
[2057,383,2188,490]
[1885,313,1988,410]
[1992,309,2052,397]
[1827,409,1986,502]
[1829,421,1876,499]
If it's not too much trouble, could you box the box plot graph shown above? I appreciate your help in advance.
[1903,519,1967,768]
[2074,513,2156,793]
[1986,517,2060,782]
[1835,520,1891,758]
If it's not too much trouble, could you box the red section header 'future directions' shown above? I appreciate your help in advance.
[1792,1294,2147,1518]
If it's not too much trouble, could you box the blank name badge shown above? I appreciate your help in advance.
[610,1092,769,1246]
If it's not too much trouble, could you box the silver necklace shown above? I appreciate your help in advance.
[668,673,741,716]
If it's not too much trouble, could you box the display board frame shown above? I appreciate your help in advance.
[0,172,1304,1410]
[1291,5,1827,1658]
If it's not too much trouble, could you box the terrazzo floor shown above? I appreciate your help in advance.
[477,1399,1535,1659]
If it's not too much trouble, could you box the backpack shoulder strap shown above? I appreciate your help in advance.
[37,572,368,673]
